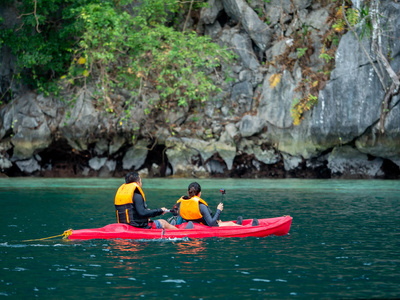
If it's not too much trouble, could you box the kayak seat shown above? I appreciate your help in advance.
[185,221,194,229]
[252,219,259,226]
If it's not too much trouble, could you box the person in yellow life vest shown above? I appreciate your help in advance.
[174,182,242,227]
[115,172,177,230]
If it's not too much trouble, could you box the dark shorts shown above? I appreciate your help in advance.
[149,220,162,229]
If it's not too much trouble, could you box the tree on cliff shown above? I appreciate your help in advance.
[0,0,235,115]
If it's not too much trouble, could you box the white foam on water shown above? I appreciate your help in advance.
[161,279,186,284]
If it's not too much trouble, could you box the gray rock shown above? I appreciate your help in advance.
[94,140,109,156]
[105,160,117,172]
[296,9,308,24]
[60,91,100,151]
[258,70,299,129]
[220,28,260,70]
[99,160,116,177]
[149,163,161,177]
[89,157,107,171]
[1,93,53,160]
[274,1,400,159]
[211,121,223,136]
[309,63,384,148]
[231,81,254,113]
[165,106,188,125]
[304,7,330,32]
[355,98,400,164]
[122,139,149,170]
[306,154,328,169]
[238,115,264,137]
[154,127,171,145]
[166,137,237,172]
[265,0,312,14]
[205,102,215,118]
[200,0,224,24]
[222,0,272,51]
[0,141,13,171]
[36,94,58,118]
[138,168,149,178]
[164,139,210,176]
[0,157,12,170]
[327,146,384,178]
[264,5,281,26]
[12,121,51,160]
[215,141,236,169]
[282,153,302,171]
[239,70,252,82]
[221,106,230,116]
[237,138,281,164]
[253,147,281,165]
[329,3,400,81]
[225,123,239,140]
[82,167,90,176]
[205,22,222,39]
[237,138,255,153]
[253,70,266,88]
[109,135,126,155]
[207,159,226,173]
[15,158,41,173]
[0,142,13,171]
[252,159,261,170]
[265,39,292,61]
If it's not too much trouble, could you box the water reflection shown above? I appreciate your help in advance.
[175,240,206,255]
[109,240,144,255]
[106,240,151,272]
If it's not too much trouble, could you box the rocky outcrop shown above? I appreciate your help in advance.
[1,0,400,179]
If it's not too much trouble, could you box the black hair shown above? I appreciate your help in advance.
[188,182,201,197]
[125,172,140,184]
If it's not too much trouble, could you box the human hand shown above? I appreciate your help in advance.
[161,207,168,215]
[217,203,223,211]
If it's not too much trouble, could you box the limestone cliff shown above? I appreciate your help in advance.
[1,0,400,179]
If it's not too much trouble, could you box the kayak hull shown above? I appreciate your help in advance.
[68,216,292,240]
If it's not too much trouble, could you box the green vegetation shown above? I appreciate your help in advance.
[1,0,235,116]
[296,47,308,58]
[291,94,318,126]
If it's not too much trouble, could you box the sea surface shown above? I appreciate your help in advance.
[0,178,399,299]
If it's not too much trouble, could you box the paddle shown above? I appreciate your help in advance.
[220,188,226,203]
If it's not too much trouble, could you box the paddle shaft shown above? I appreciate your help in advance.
[220,188,226,203]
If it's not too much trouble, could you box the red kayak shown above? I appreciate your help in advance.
[67,216,292,240]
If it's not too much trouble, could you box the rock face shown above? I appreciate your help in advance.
[1,0,400,179]
[222,0,272,51]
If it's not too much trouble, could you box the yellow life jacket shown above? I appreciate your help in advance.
[114,182,145,206]
[177,196,208,220]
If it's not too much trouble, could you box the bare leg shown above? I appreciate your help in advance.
[158,219,178,229]
[218,221,241,227]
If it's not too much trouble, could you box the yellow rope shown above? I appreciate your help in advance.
[62,229,72,239]
[22,229,73,242]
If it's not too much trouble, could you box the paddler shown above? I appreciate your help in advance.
[173,182,257,227]
[115,172,177,230]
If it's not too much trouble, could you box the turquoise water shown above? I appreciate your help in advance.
[0,178,399,299]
